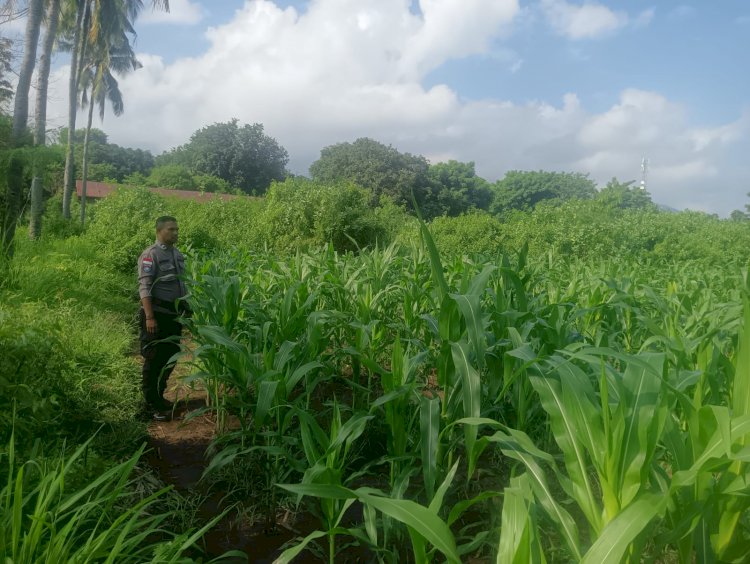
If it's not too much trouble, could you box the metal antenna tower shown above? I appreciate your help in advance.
[640,157,649,191]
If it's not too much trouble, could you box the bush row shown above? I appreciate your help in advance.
[71,181,750,272]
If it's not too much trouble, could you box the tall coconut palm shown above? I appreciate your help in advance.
[29,0,62,240]
[78,27,140,225]
[61,0,168,219]
[2,0,44,257]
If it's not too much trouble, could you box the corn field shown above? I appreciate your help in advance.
[181,224,750,563]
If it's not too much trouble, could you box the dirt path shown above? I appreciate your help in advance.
[142,356,303,563]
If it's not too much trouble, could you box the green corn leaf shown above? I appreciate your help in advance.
[451,340,482,469]
[498,473,546,564]
[448,490,502,527]
[420,395,441,501]
[717,299,750,557]
[490,429,582,560]
[581,493,668,564]
[285,361,322,395]
[671,414,750,488]
[732,298,750,419]
[416,212,449,304]
[324,412,373,459]
[272,530,327,564]
[428,460,459,514]
[616,353,665,508]
[277,482,357,500]
[450,293,488,370]
[255,380,279,431]
[530,369,602,533]
[358,491,461,564]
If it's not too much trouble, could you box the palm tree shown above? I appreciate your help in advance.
[29,0,62,240]
[79,27,140,225]
[2,0,44,257]
[62,0,169,219]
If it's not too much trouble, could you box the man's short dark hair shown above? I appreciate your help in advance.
[155,216,177,230]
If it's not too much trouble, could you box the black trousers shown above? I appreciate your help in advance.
[139,308,182,408]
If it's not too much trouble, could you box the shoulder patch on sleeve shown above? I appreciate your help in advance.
[142,256,154,274]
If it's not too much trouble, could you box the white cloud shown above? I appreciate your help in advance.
[139,0,204,25]
[633,7,655,29]
[42,0,748,216]
[668,5,695,20]
[540,0,628,40]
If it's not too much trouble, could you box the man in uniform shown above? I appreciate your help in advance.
[137,216,188,420]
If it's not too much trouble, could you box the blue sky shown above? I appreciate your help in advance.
[35,0,750,214]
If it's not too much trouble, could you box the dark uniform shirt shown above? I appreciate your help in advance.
[137,241,187,314]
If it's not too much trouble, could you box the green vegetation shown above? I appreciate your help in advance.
[176,213,748,562]
[156,119,289,195]
[3,181,750,561]
[0,210,241,560]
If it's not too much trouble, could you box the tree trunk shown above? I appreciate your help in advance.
[29,0,61,240]
[80,95,94,225]
[62,0,87,219]
[11,0,44,142]
[2,0,44,257]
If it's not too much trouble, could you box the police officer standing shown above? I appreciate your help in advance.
[137,216,188,420]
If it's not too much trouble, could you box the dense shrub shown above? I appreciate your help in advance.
[146,164,196,190]
[259,178,406,252]
[414,211,505,256]
[496,201,750,263]
[42,194,85,239]
[173,196,265,251]
[0,300,141,443]
[83,187,169,272]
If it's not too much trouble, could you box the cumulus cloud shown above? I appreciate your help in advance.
[42,0,747,215]
[540,0,629,39]
[139,0,204,25]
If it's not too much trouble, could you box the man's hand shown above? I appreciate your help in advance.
[146,317,157,335]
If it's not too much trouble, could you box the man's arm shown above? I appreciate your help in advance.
[138,252,157,334]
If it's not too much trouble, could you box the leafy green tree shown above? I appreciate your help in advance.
[157,119,288,195]
[491,170,597,215]
[731,209,748,222]
[55,127,153,181]
[428,160,493,215]
[309,137,438,215]
[596,177,655,210]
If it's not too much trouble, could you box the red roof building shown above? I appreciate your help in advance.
[76,181,240,202]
